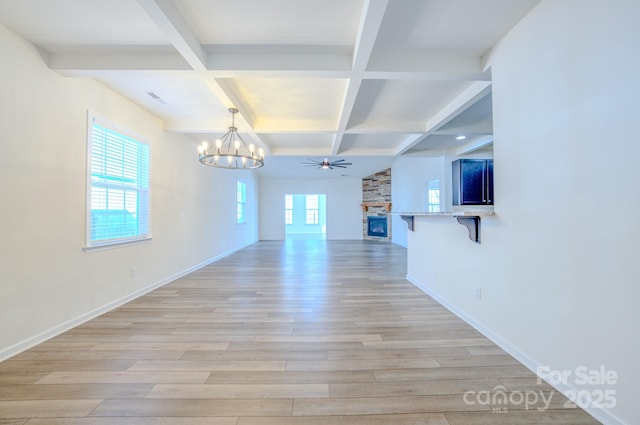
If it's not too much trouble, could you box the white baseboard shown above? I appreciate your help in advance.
[0,243,251,362]
[406,274,626,425]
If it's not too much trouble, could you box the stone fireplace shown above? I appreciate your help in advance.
[361,168,391,241]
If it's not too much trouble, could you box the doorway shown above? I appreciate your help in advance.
[285,194,327,240]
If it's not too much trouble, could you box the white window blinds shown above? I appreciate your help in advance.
[87,113,150,247]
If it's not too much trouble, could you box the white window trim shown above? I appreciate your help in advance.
[84,110,152,251]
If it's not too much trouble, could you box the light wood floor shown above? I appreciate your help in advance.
[0,240,599,424]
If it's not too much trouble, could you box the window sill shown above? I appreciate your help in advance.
[84,236,152,252]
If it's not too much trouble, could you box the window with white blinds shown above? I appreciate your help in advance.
[86,113,150,247]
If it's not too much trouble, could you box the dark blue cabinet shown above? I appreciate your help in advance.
[452,159,494,205]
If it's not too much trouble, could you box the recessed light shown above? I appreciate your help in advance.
[456,135,466,140]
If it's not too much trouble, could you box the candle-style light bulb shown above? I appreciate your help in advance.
[249,144,255,153]
[259,148,264,159]
[216,139,222,154]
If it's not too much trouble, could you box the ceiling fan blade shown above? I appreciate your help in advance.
[301,158,352,169]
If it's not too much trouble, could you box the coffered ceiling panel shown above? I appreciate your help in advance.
[221,77,347,131]
[176,0,364,46]
[348,79,475,131]
[339,133,414,155]
[260,133,334,155]
[0,0,542,178]
[0,0,167,47]
[373,0,541,56]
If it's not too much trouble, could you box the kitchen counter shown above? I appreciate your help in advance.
[392,210,495,243]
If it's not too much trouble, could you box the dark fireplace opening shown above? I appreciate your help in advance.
[367,216,388,238]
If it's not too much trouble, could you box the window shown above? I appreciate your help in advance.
[428,179,440,212]
[305,194,319,224]
[237,181,246,224]
[285,194,293,225]
[87,113,150,248]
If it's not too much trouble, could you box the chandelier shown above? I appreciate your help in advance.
[198,107,264,169]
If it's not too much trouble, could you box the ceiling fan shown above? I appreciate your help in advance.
[301,157,353,170]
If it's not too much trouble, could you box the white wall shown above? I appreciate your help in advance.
[259,179,362,240]
[391,156,445,247]
[405,1,640,424]
[0,25,259,359]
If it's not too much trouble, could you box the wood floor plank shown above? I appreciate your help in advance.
[0,383,152,399]
[35,371,210,384]
[285,358,440,371]
[237,413,450,425]
[0,240,600,424]
[292,395,490,416]
[89,398,293,417]
[180,349,327,361]
[0,420,28,425]
[26,419,237,425]
[0,372,47,385]
[373,365,535,382]
[128,360,286,372]
[445,409,601,424]
[0,400,103,418]
[0,360,135,372]
[25,350,185,361]
[329,378,501,398]
[146,383,329,399]
[205,370,376,384]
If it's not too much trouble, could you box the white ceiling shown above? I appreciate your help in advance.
[0,0,541,179]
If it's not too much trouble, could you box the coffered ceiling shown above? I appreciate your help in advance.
[0,0,541,178]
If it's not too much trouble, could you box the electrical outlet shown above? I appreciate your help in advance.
[130,267,137,278]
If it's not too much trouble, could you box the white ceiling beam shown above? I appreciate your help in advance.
[202,78,272,155]
[46,51,487,80]
[367,53,484,75]
[345,122,429,133]
[391,134,425,156]
[424,81,492,133]
[331,0,389,156]
[456,135,494,155]
[364,69,489,81]
[205,45,352,72]
[47,51,191,71]
[136,0,270,154]
[136,0,208,71]
[394,81,492,155]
